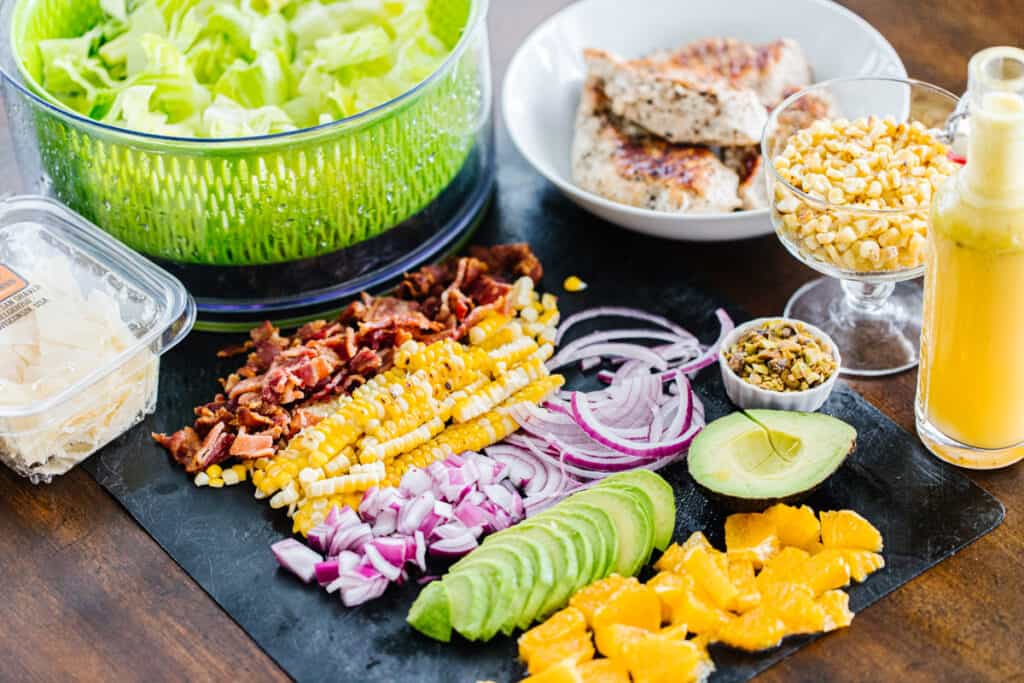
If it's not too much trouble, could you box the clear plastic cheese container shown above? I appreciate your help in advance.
[0,195,195,482]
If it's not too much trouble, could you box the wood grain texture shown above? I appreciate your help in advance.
[0,1,1022,681]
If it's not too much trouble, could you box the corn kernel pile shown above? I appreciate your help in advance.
[772,116,956,272]
[196,277,564,535]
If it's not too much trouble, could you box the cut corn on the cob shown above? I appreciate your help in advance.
[469,313,512,346]
[452,358,550,424]
[248,294,563,534]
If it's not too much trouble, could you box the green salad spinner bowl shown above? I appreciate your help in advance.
[0,0,494,329]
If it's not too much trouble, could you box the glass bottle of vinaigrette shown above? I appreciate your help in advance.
[917,46,1024,468]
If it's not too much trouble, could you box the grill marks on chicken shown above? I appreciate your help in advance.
[573,36,817,214]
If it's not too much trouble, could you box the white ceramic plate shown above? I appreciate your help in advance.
[502,0,907,242]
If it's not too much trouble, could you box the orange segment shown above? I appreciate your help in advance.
[569,575,630,627]
[524,633,594,675]
[817,590,855,631]
[760,582,827,635]
[681,546,738,612]
[591,581,662,633]
[654,532,711,573]
[690,632,714,670]
[724,512,781,568]
[578,659,630,683]
[594,623,649,659]
[755,546,811,592]
[792,549,852,596]
[764,503,821,551]
[716,608,788,652]
[521,659,584,683]
[519,607,588,664]
[621,633,707,683]
[658,623,688,641]
[820,510,883,552]
[727,557,761,613]
[647,571,732,634]
[647,571,684,624]
[835,549,885,582]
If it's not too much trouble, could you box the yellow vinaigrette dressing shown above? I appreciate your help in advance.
[918,47,1024,468]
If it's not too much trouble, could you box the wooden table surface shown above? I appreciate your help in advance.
[3,2,1023,681]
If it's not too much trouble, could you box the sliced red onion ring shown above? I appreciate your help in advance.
[569,381,696,458]
[549,342,668,372]
[555,307,699,345]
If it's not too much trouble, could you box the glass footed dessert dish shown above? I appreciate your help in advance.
[762,77,960,376]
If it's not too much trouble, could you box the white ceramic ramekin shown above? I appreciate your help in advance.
[719,317,841,412]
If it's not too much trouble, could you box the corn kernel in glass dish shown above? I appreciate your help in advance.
[771,116,956,274]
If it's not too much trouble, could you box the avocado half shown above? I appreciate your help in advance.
[688,410,856,511]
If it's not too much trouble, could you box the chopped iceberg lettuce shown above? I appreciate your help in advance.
[34,0,462,138]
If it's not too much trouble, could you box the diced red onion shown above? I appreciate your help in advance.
[340,576,389,607]
[305,522,334,554]
[329,523,374,557]
[364,543,402,581]
[429,531,479,558]
[315,559,340,586]
[413,530,427,572]
[432,521,474,540]
[482,484,519,517]
[271,539,322,584]
[372,507,398,536]
[397,492,435,535]
[399,468,433,497]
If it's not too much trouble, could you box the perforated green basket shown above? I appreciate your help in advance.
[4,0,485,267]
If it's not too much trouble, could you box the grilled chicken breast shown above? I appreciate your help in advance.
[572,78,742,214]
[648,38,813,108]
[584,48,766,146]
[723,146,768,210]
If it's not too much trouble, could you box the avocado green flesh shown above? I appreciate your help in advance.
[409,471,676,640]
[470,533,554,630]
[407,580,451,642]
[523,516,593,595]
[597,481,660,567]
[688,410,856,502]
[572,487,652,577]
[448,545,532,637]
[444,571,490,641]
[531,509,603,587]
[518,523,580,620]
[556,502,617,580]
[599,470,676,551]
[468,558,515,640]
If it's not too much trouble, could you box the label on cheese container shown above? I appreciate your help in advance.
[0,264,27,301]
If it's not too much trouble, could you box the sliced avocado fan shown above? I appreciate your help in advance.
[688,410,856,508]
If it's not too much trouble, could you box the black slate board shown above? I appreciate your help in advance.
[84,130,1004,683]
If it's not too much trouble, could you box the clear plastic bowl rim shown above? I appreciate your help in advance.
[0,0,491,147]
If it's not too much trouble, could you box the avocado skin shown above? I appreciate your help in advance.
[688,410,857,511]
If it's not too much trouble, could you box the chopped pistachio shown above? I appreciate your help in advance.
[723,319,837,393]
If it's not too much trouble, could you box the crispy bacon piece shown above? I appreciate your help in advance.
[468,243,543,283]
[229,433,275,460]
[154,244,544,472]
[152,427,201,468]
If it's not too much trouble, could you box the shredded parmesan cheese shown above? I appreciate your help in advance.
[0,254,158,482]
